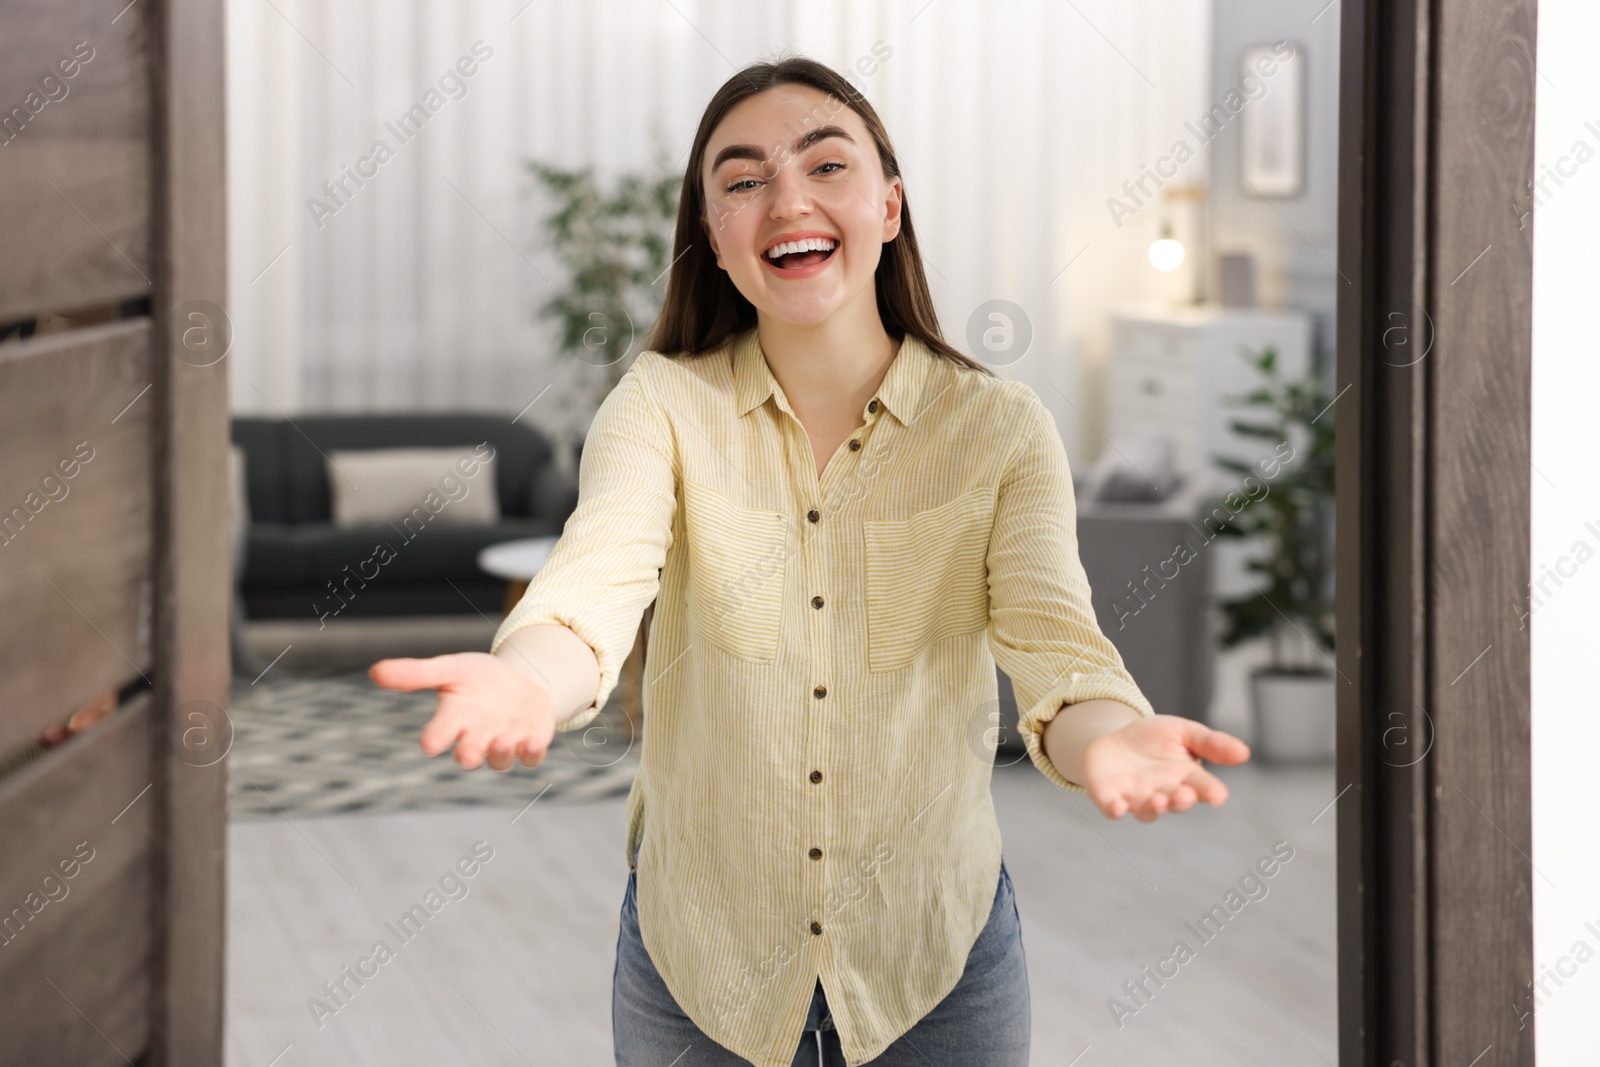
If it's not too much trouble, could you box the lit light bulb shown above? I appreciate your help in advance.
[1148,237,1185,272]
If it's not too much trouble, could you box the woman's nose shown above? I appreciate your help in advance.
[767,163,813,219]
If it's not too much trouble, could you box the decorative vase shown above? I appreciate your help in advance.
[1249,668,1335,763]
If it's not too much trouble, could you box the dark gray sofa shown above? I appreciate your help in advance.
[232,414,578,619]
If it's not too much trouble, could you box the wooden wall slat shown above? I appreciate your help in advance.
[0,320,153,756]
[0,695,153,1066]
[0,0,152,320]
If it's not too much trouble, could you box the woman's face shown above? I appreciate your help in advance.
[700,84,903,328]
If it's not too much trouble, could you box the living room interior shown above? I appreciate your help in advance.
[207,2,1346,1063]
[10,0,1589,1058]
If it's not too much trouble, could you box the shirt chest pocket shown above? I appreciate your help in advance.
[682,478,790,664]
[862,486,996,673]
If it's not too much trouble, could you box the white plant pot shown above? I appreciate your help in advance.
[1250,669,1336,763]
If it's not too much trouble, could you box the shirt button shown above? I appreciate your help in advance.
[807,508,820,523]
[848,439,860,451]
[809,769,823,783]
[867,399,879,413]
[813,685,827,699]
[808,847,822,860]
[811,595,824,609]
[810,920,823,935]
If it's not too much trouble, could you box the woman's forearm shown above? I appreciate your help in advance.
[1041,698,1144,788]
[494,623,601,725]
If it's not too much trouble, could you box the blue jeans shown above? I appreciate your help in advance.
[612,856,1030,1065]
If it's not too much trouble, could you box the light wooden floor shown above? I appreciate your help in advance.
[225,757,1338,1067]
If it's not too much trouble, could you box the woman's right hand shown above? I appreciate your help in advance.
[369,652,558,772]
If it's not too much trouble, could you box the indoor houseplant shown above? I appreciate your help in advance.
[524,145,682,401]
[1210,344,1337,762]
[523,147,682,740]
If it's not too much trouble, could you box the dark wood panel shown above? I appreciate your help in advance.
[1336,0,1536,1064]
[148,0,231,1061]
[0,0,153,320]
[0,695,153,1066]
[1335,5,1431,1064]
[1429,1,1536,1063]
[0,320,154,755]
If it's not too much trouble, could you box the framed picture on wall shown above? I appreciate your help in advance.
[1240,42,1305,197]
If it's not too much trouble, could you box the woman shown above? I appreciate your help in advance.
[372,55,1250,1067]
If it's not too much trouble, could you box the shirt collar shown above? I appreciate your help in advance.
[732,326,935,427]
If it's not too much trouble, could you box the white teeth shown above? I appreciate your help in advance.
[765,237,838,260]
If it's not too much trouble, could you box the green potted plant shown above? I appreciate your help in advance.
[523,147,681,731]
[1209,345,1336,762]
[523,143,682,412]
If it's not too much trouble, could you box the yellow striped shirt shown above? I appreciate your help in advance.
[492,325,1154,1065]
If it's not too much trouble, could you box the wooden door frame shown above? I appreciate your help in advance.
[135,0,1548,1060]
[1336,1,1537,1064]
[9,0,1541,1059]
[148,0,230,1062]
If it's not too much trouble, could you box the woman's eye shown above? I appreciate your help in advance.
[724,162,843,193]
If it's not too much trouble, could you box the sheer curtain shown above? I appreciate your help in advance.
[227,0,1210,465]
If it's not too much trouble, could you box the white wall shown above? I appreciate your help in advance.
[225,0,1211,464]
[1531,0,1600,1056]
[1208,0,1341,358]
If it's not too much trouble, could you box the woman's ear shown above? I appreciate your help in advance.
[880,176,904,243]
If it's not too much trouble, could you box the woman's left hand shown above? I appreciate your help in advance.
[1082,716,1251,822]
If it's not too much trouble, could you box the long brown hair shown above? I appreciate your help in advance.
[643,54,992,377]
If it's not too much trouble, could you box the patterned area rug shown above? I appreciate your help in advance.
[227,671,640,820]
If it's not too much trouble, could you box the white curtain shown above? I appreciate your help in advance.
[227,0,1211,464]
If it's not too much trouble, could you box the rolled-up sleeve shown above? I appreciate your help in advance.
[490,364,677,732]
[986,388,1155,792]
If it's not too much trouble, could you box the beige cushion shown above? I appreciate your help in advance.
[325,446,499,528]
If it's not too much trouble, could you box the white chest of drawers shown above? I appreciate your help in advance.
[1104,303,1314,493]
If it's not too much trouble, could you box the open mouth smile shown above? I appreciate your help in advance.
[761,235,838,278]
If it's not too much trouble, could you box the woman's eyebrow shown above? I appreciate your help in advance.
[710,125,857,173]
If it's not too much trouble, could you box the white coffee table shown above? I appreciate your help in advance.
[477,535,560,615]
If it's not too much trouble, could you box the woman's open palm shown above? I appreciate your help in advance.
[1082,715,1251,822]
[369,652,557,772]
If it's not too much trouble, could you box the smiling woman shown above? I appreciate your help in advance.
[370,52,1251,1067]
